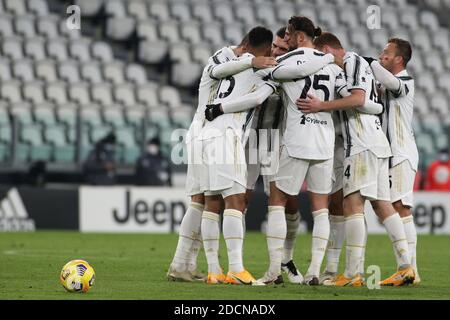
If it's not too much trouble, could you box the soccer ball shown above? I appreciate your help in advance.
[60,259,95,293]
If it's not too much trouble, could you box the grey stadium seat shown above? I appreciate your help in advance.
[91,83,113,106]
[104,62,125,84]
[24,37,46,61]
[81,62,103,84]
[36,60,58,82]
[256,4,277,26]
[192,2,213,23]
[172,62,202,88]
[171,1,192,22]
[75,0,104,17]
[400,10,419,31]
[69,39,92,62]
[430,93,449,116]
[58,60,81,83]
[339,8,359,29]
[181,21,202,44]
[420,11,440,32]
[23,82,45,104]
[137,84,159,108]
[191,44,212,65]
[1,81,23,103]
[125,63,148,85]
[91,42,114,63]
[15,15,36,37]
[4,0,26,16]
[13,59,35,82]
[159,86,182,109]
[213,2,235,24]
[2,37,24,60]
[160,21,180,43]
[47,38,69,61]
[223,22,244,45]
[37,15,59,38]
[0,14,13,37]
[68,83,91,105]
[115,84,137,108]
[149,0,170,21]
[202,22,224,46]
[27,0,49,16]
[0,59,12,81]
[46,82,69,105]
[169,43,192,64]
[127,0,148,20]
[137,19,159,41]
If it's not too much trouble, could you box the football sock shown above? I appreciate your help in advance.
[344,214,366,278]
[358,217,368,275]
[201,211,222,274]
[266,206,287,276]
[383,213,411,268]
[325,214,345,274]
[283,211,300,264]
[307,209,330,277]
[186,202,205,272]
[223,209,244,273]
[402,215,418,271]
[172,202,203,272]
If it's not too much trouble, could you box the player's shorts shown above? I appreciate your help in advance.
[185,140,203,196]
[270,145,333,196]
[331,165,344,195]
[343,150,390,201]
[389,160,416,207]
[200,129,247,198]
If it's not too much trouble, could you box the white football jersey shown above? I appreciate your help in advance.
[186,46,236,142]
[380,70,418,170]
[340,52,392,159]
[273,47,343,160]
[199,53,271,141]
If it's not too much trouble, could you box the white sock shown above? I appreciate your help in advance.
[283,211,300,264]
[266,206,287,276]
[187,203,204,272]
[344,214,366,278]
[358,217,368,275]
[172,202,203,272]
[307,209,330,277]
[223,209,244,273]
[383,213,411,268]
[326,214,345,274]
[201,211,221,274]
[402,215,418,272]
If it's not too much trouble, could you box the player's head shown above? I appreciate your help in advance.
[379,38,412,72]
[234,33,250,56]
[271,27,289,57]
[285,16,322,50]
[246,26,273,57]
[313,32,344,56]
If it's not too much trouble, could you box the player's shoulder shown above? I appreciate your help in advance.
[396,70,414,82]
[211,46,236,64]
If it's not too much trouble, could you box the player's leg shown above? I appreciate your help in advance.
[368,157,414,286]
[303,158,333,285]
[281,195,304,284]
[390,160,420,283]
[201,194,226,284]
[320,189,345,283]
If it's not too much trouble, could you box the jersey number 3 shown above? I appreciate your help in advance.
[218,76,236,99]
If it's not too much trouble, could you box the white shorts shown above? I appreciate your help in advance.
[331,141,345,194]
[270,146,333,196]
[185,140,203,196]
[343,150,390,201]
[200,129,247,197]
[390,160,416,207]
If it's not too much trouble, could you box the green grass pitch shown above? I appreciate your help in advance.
[0,232,449,300]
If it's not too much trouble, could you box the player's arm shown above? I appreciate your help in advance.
[204,83,277,121]
[269,53,335,81]
[338,86,383,115]
[364,58,403,96]
[209,56,277,80]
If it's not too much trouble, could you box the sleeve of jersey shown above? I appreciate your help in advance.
[270,54,334,81]
[209,56,253,80]
[338,88,383,114]
[345,55,366,91]
[370,61,403,97]
[221,83,277,114]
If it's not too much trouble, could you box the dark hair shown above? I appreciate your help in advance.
[247,26,273,48]
[288,16,322,39]
[276,26,286,39]
[388,38,412,67]
[313,32,343,50]
[239,33,249,47]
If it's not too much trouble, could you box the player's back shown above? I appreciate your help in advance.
[200,53,263,140]
[279,50,341,160]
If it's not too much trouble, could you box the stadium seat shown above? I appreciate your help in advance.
[27,0,49,16]
[420,10,440,31]
[416,72,436,95]
[69,39,92,62]
[21,125,52,161]
[10,104,33,125]
[75,0,104,17]
[400,10,419,31]
[68,83,91,105]
[13,59,34,82]
[169,43,192,64]
[381,10,399,30]
[413,29,432,52]
[125,108,145,127]
[137,84,159,108]
[23,82,45,104]
[0,58,12,81]
[47,38,69,62]
[81,62,104,84]
[103,108,126,128]
[57,106,77,128]
[339,8,359,28]
[125,63,148,85]
[36,15,59,38]
[202,22,224,46]
[148,109,171,129]
[0,14,14,37]
[213,2,235,24]
[149,0,170,21]
[81,106,103,128]
[223,22,245,45]
[171,62,202,88]
[1,81,23,103]
[159,86,183,109]
[2,37,24,60]
[127,0,148,20]
[91,42,114,63]
[14,15,36,37]
[170,1,192,22]
[4,0,26,16]
[423,51,444,74]
[136,19,159,41]
[171,108,194,129]
[433,29,450,52]
[180,21,202,44]
[36,60,58,82]
[91,83,113,106]
[276,3,296,23]
[192,2,213,23]
[115,126,141,164]
[438,74,450,96]
[46,82,69,105]
[430,94,449,116]
[24,37,46,61]
[160,21,181,43]
[318,6,338,29]
[105,1,136,40]
[103,62,125,84]
[58,60,81,83]
[115,83,137,108]
[44,125,75,163]
[34,105,57,126]
[191,44,212,65]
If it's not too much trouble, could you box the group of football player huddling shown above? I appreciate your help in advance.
[167,14,420,287]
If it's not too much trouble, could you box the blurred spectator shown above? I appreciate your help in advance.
[135,137,172,186]
[424,149,450,191]
[83,132,117,185]
[27,161,46,186]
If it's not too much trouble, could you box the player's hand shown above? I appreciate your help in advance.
[296,94,323,113]
[205,103,224,121]
[252,56,278,69]
[363,56,376,65]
